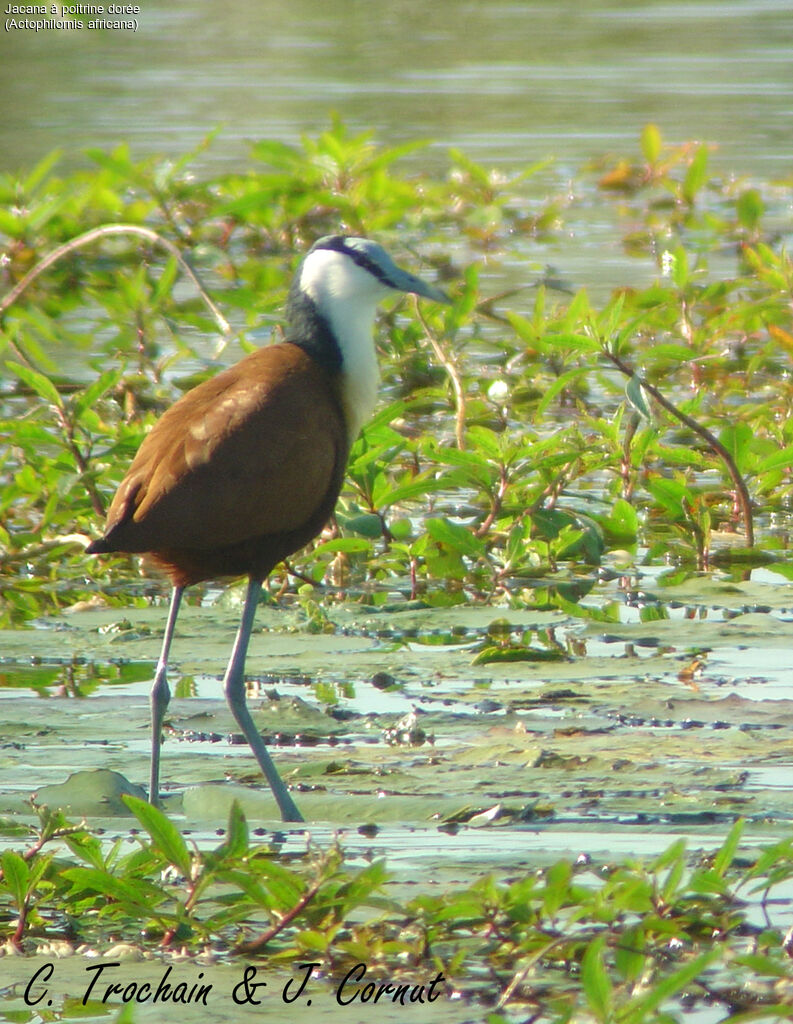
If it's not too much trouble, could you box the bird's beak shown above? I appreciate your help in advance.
[390,266,452,305]
[408,277,452,305]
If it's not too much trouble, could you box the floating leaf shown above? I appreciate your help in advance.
[471,644,566,665]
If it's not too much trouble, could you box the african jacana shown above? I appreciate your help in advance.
[87,235,449,822]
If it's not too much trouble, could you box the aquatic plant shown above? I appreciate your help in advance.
[2,123,792,627]
[1,805,792,1019]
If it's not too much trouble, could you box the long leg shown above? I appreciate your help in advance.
[223,577,304,822]
[149,585,183,807]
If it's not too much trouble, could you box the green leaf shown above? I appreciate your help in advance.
[736,188,764,229]
[640,123,662,165]
[581,935,613,1021]
[647,476,690,517]
[152,256,180,305]
[61,866,160,909]
[669,246,691,290]
[471,644,565,666]
[731,952,790,979]
[464,426,504,461]
[622,951,715,1023]
[660,851,686,903]
[597,498,639,545]
[63,831,107,871]
[536,367,590,416]
[614,924,647,983]
[652,836,687,871]
[72,368,122,419]
[547,330,602,354]
[625,374,652,421]
[712,816,744,876]
[220,801,249,860]
[426,517,485,558]
[0,850,30,907]
[314,535,373,554]
[682,144,709,204]
[688,867,730,896]
[214,867,275,908]
[248,138,303,168]
[554,594,621,623]
[649,343,695,362]
[253,860,305,907]
[756,446,793,474]
[22,148,62,194]
[123,795,193,875]
[719,422,754,474]
[295,928,329,952]
[449,148,494,189]
[336,860,388,906]
[6,362,63,408]
[373,473,440,508]
[113,1005,138,1024]
[26,850,55,889]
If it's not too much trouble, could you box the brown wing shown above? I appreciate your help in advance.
[100,343,347,553]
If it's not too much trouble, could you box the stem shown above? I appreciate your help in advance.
[0,223,232,340]
[161,871,201,948]
[605,348,754,547]
[234,875,323,955]
[496,936,568,1009]
[414,298,466,450]
[0,534,92,568]
[11,898,28,947]
[54,404,106,518]
[1,224,234,517]
[621,410,640,500]
[474,464,508,538]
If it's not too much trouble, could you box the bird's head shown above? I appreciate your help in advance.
[287,235,450,441]
[298,235,450,309]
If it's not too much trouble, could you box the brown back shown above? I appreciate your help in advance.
[99,343,349,582]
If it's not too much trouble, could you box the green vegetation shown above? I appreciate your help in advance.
[2,803,793,1019]
[2,123,793,1020]
[2,122,792,626]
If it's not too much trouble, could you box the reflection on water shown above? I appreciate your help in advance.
[2,0,791,179]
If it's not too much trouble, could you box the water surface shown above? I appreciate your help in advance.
[2,0,791,177]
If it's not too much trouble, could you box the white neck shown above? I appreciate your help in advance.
[299,250,387,442]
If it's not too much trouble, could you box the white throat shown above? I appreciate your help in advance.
[300,250,388,442]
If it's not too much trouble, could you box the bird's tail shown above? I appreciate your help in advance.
[85,537,112,554]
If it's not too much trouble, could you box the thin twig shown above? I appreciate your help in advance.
[234,876,324,955]
[0,223,232,340]
[604,348,754,547]
[621,410,640,500]
[1,224,233,516]
[496,935,567,1009]
[474,464,508,538]
[0,821,88,884]
[414,297,466,450]
[0,534,94,567]
[54,405,106,517]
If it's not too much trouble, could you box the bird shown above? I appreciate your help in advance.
[86,235,450,823]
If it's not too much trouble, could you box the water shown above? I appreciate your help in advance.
[1,0,791,179]
[2,9,792,1014]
